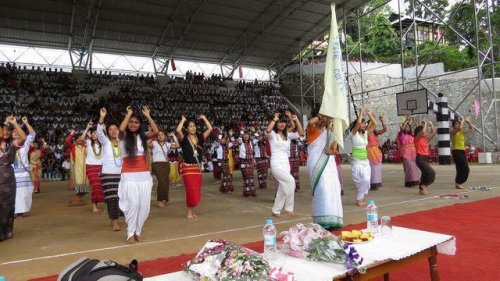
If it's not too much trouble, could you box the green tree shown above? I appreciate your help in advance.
[366,14,400,59]
[404,0,449,19]
[444,1,487,48]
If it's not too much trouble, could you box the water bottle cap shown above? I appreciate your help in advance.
[266,219,273,224]
[0,276,5,281]
[368,200,375,205]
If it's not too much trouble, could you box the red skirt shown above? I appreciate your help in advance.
[86,164,105,203]
[181,164,202,208]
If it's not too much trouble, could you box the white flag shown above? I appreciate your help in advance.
[319,4,349,148]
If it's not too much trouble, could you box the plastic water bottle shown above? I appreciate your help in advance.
[0,276,5,281]
[366,200,379,233]
[263,219,277,260]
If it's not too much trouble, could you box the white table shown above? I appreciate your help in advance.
[145,226,456,281]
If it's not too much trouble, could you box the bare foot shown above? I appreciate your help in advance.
[156,201,166,208]
[272,212,281,218]
[186,214,195,219]
[419,185,429,195]
[286,211,297,217]
[92,208,102,213]
[455,184,464,189]
[356,200,367,207]
[134,234,143,242]
[111,220,121,231]
[127,237,136,244]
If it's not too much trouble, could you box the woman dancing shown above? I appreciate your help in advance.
[266,112,304,217]
[13,116,36,217]
[367,115,386,190]
[350,108,377,206]
[239,130,256,197]
[118,106,159,243]
[397,117,420,187]
[1,115,27,242]
[84,121,105,213]
[176,115,213,219]
[97,108,123,231]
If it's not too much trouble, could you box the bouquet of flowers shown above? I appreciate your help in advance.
[280,223,335,259]
[280,223,365,272]
[185,239,271,281]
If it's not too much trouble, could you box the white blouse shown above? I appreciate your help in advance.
[266,130,299,164]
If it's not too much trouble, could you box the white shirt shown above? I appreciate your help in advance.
[216,138,234,160]
[252,139,263,158]
[239,142,253,159]
[85,139,103,165]
[97,123,122,174]
[266,130,299,164]
[13,131,36,174]
[152,140,172,163]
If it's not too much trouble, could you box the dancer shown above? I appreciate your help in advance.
[176,115,213,219]
[217,129,236,194]
[168,143,182,187]
[286,110,301,191]
[97,108,123,231]
[150,130,179,207]
[1,115,26,242]
[307,112,343,229]
[451,117,473,189]
[14,116,35,217]
[266,112,304,217]
[29,141,43,193]
[239,130,256,197]
[414,121,436,195]
[397,117,420,187]
[84,121,105,213]
[118,106,159,243]
[253,133,269,189]
[350,108,377,206]
[367,115,387,190]
[66,128,89,206]
[289,138,301,192]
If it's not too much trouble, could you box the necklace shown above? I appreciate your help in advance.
[92,142,103,159]
[111,141,122,167]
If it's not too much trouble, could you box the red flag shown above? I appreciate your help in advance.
[170,58,176,71]
[238,65,243,79]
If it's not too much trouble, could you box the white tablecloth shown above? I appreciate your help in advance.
[145,226,456,281]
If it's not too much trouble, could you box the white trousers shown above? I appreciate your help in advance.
[270,161,295,214]
[118,175,153,240]
[352,161,371,200]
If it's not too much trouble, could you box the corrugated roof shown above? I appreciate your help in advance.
[0,0,367,68]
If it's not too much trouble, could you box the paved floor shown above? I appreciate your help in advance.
[1,163,499,280]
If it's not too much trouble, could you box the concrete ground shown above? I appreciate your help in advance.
[1,164,499,280]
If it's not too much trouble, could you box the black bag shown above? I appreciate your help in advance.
[57,257,143,281]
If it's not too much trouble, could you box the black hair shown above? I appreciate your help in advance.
[414,125,424,136]
[349,119,365,131]
[124,115,148,157]
[311,106,320,118]
[88,128,101,150]
[106,122,120,136]
[452,120,460,127]
[273,119,288,140]
[183,119,198,133]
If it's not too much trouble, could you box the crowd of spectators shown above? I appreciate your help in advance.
[1,62,290,179]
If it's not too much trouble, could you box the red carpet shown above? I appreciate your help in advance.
[30,197,500,281]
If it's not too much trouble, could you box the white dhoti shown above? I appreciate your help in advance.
[352,161,371,200]
[270,161,296,214]
[118,172,153,240]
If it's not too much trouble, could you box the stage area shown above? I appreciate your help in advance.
[1,164,499,280]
